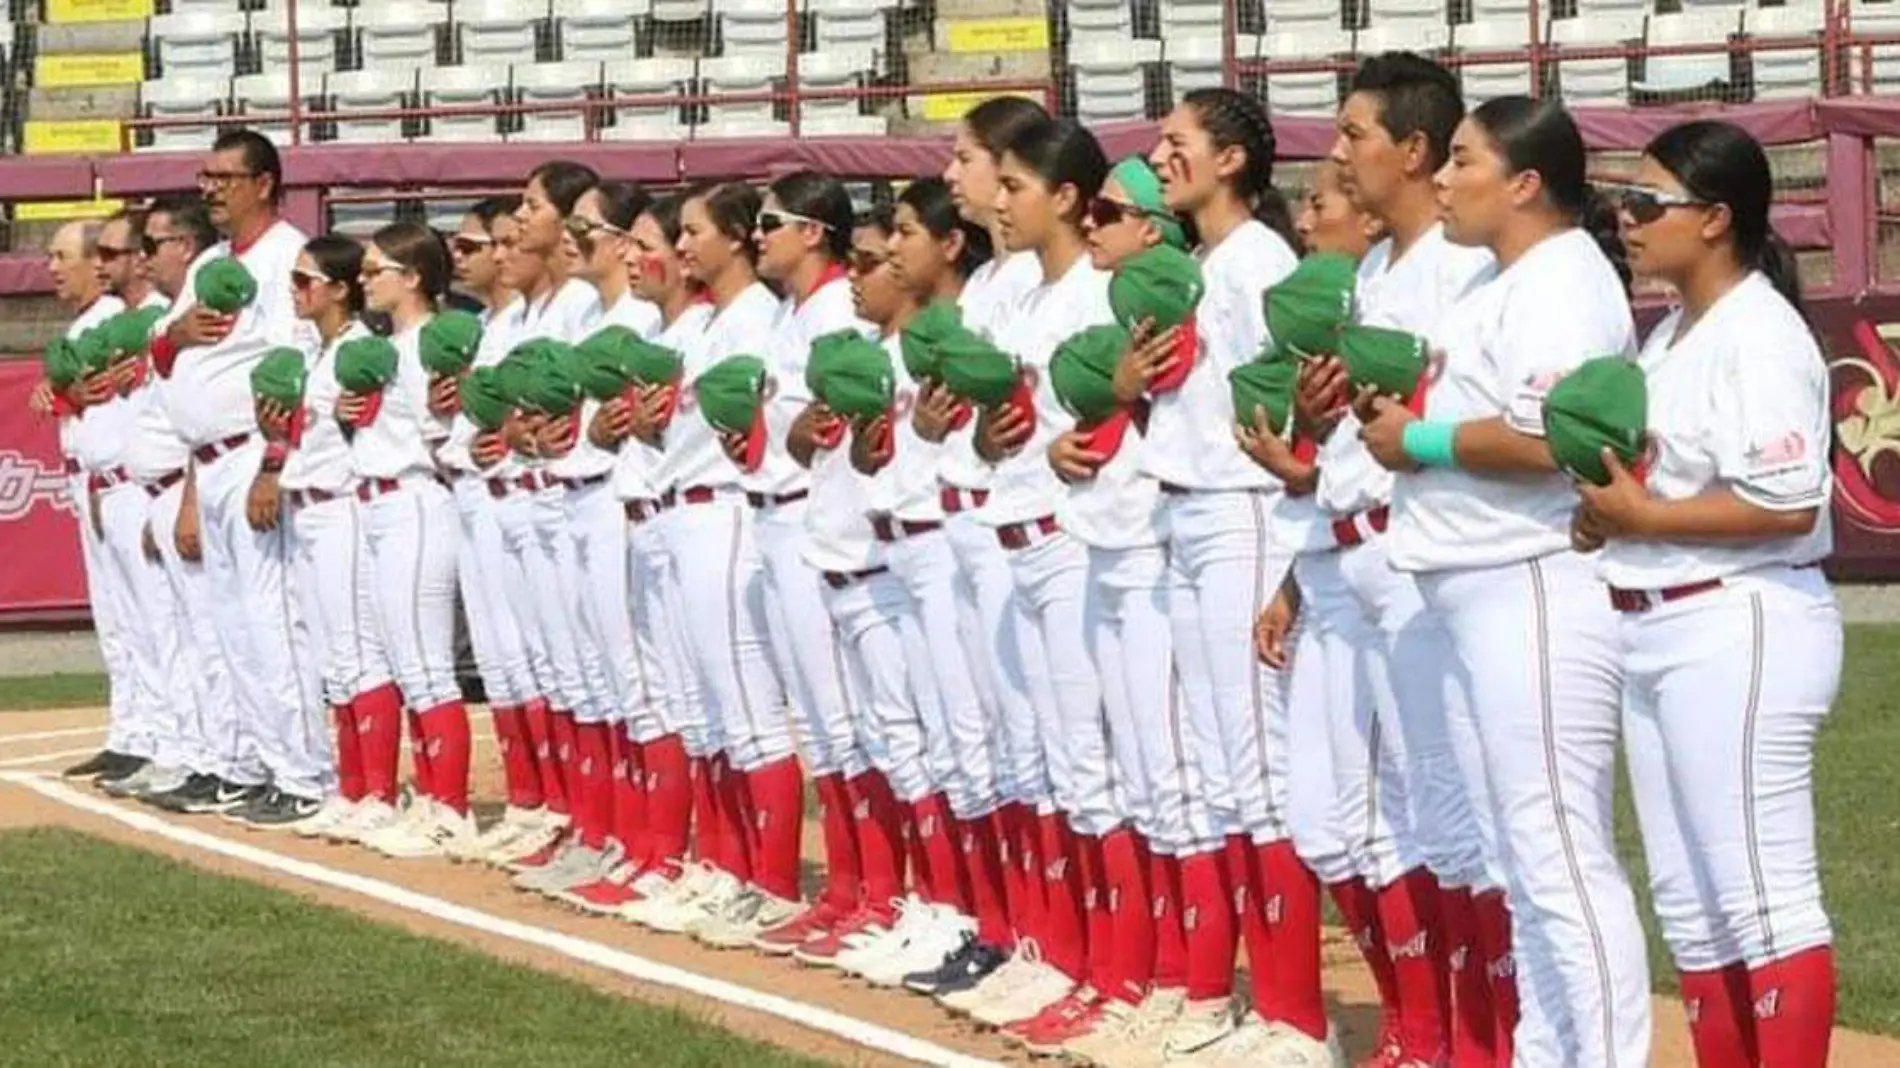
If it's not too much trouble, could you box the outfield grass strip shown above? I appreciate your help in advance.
[3,771,1006,1068]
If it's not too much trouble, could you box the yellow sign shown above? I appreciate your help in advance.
[45,0,155,23]
[22,120,125,156]
[35,52,145,89]
[915,89,1037,124]
[14,199,127,222]
[944,17,1050,54]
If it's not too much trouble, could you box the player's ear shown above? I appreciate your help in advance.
[1698,201,1734,246]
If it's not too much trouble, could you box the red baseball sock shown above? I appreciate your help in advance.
[1152,851,1189,990]
[901,804,930,900]
[1680,962,1758,1068]
[961,811,1014,948]
[690,755,720,866]
[573,720,614,849]
[609,725,649,861]
[351,683,403,804]
[746,755,804,902]
[1178,848,1237,1001]
[1101,827,1154,1005]
[521,699,567,814]
[848,769,905,907]
[999,803,1045,942]
[1255,839,1326,1041]
[1751,945,1835,1068]
[1080,831,1117,999]
[416,700,472,815]
[709,755,753,880]
[1228,835,1269,1005]
[815,771,862,912]
[1441,886,1497,1068]
[1379,868,1451,1061]
[489,704,544,810]
[914,793,970,913]
[331,703,365,802]
[549,708,581,816]
[404,708,435,799]
[1330,877,1401,1046]
[641,734,690,870]
[1039,811,1089,982]
[1474,890,1519,1067]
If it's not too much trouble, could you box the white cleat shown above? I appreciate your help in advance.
[859,904,975,988]
[1254,1019,1348,1068]
[834,897,925,979]
[487,808,567,868]
[621,862,714,930]
[696,887,801,950]
[327,797,400,844]
[1062,985,1185,1067]
[640,865,740,935]
[294,796,359,839]
[938,941,1035,1015]
[1158,995,1237,1063]
[967,940,1073,1028]
[363,803,479,859]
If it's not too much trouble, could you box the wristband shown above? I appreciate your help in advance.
[1401,420,1459,469]
[260,440,290,472]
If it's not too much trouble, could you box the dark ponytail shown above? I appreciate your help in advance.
[1643,119,1803,319]
[1181,88,1300,252]
[1578,185,1633,295]
[899,176,993,281]
[1469,95,1630,295]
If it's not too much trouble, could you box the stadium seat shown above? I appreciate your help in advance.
[1066,0,1136,49]
[1453,18,1535,103]
[1637,8,1742,94]
[810,0,891,61]
[795,47,879,126]
[600,56,694,141]
[139,75,229,153]
[558,0,645,63]
[1747,4,1826,101]
[1158,0,1225,39]
[697,115,793,139]
[231,70,323,146]
[1357,22,1447,57]
[354,2,442,71]
[328,67,417,143]
[456,0,548,66]
[1165,33,1226,101]
[1263,26,1350,116]
[422,63,509,142]
[509,59,600,141]
[1846,0,1900,94]
[1366,0,1448,31]
[254,5,346,75]
[1468,0,1532,23]
[719,0,792,56]
[1549,13,1642,106]
[699,52,784,125]
[1073,37,1158,124]
[652,0,713,22]
[1264,0,1345,33]
[148,11,247,81]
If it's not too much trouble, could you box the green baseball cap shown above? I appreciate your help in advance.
[1264,253,1356,356]
[574,324,644,402]
[460,365,513,432]
[697,354,770,435]
[900,301,964,383]
[495,340,551,407]
[1338,324,1428,404]
[626,337,684,386]
[1107,156,1188,250]
[937,329,1019,408]
[334,335,400,394]
[812,332,896,422]
[519,341,582,414]
[249,347,308,408]
[195,256,257,315]
[1051,323,1130,428]
[1109,244,1204,334]
[73,326,115,375]
[1229,358,1299,438]
[1542,356,1648,487]
[100,306,165,360]
[43,337,85,391]
[805,329,865,400]
[420,309,484,377]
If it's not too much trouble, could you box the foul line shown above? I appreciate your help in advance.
[1,772,1003,1068]
[0,725,106,746]
[0,745,106,770]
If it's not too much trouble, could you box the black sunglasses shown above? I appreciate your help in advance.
[1086,196,1170,231]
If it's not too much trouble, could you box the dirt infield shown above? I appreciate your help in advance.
[4,707,1894,1067]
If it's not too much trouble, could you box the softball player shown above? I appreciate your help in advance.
[1583,121,1838,1068]
[342,223,474,859]
[1358,96,1651,1068]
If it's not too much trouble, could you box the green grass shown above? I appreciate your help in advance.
[0,828,826,1068]
[0,672,108,711]
[1615,624,1900,1035]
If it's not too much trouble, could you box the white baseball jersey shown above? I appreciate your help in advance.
[1599,271,1832,588]
[940,250,1043,493]
[872,332,946,523]
[552,288,670,483]
[439,298,527,478]
[978,255,1115,528]
[112,289,185,483]
[605,290,664,340]
[658,281,778,492]
[523,275,603,343]
[348,320,444,481]
[1141,219,1300,491]
[614,302,713,501]
[803,420,884,573]
[1316,226,1496,520]
[157,219,320,446]
[746,272,875,497]
[62,295,130,469]
[280,320,370,494]
[1387,227,1637,573]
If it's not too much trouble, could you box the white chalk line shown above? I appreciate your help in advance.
[0,746,107,770]
[0,725,107,746]
[1,772,1003,1068]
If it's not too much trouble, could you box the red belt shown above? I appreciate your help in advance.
[996,514,1060,550]
[872,516,943,543]
[823,566,888,589]
[939,486,989,514]
[624,498,660,524]
[562,472,611,491]
[1331,505,1390,550]
[356,477,404,502]
[88,466,133,492]
[287,487,339,509]
[485,472,544,499]
[142,469,186,498]
[192,433,252,465]
[1608,578,1724,614]
[660,485,722,510]
[746,489,809,509]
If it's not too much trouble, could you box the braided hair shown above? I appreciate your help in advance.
[1181,88,1299,252]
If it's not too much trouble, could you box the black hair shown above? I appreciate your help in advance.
[105,208,148,247]
[592,180,653,232]
[898,176,992,281]
[371,221,452,307]
[686,181,763,266]
[1644,120,1803,317]
[469,195,522,231]
[1349,51,1465,173]
[963,96,1052,159]
[856,205,896,235]
[211,128,283,206]
[147,194,218,258]
[642,192,688,247]
[304,234,366,317]
[1180,88,1298,251]
[998,117,1109,227]
[1469,96,1631,293]
[768,170,854,261]
[527,160,600,216]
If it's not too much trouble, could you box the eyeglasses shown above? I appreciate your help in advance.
[197,169,259,188]
[450,235,493,256]
[292,268,337,290]
[143,233,188,256]
[1087,197,1169,230]
[756,209,832,235]
[848,248,890,274]
[565,215,627,240]
[1601,182,1711,225]
[96,244,138,263]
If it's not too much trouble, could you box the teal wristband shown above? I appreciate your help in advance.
[1401,420,1459,469]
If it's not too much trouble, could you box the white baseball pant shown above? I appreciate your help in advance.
[73,475,135,754]
[94,482,188,766]
[823,569,932,802]
[625,507,695,747]
[491,484,559,703]
[451,478,536,707]
[288,494,390,709]
[885,527,999,819]
[1281,618,1357,886]
[1419,550,1651,1068]
[753,500,867,781]
[945,509,1045,809]
[504,485,590,716]
[361,478,461,711]
[1005,528,1117,837]
[658,494,789,770]
[538,485,615,725]
[145,477,236,777]
[194,438,328,795]
[1164,490,1295,845]
[564,480,643,728]
[1622,566,1839,973]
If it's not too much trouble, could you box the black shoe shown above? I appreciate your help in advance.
[202,781,266,815]
[146,773,221,813]
[234,789,322,828]
[94,756,150,788]
[908,936,1004,996]
[63,750,133,779]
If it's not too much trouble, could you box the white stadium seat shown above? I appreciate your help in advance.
[1453,18,1534,104]
[421,63,510,142]
[1548,13,1643,106]
[719,0,792,55]
[148,11,247,81]
[354,2,442,71]
[457,0,548,65]
[1637,8,1742,94]
[699,52,784,125]
[1158,0,1225,39]
[559,0,645,63]
[509,59,601,142]
[1847,0,1900,94]
[1165,33,1226,101]
[328,68,417,144]
[811,0,890,60]
[1366,0,1447,31]
[1265,0,1345,33]
[1067,0,1135,49]
[232,69,324,146]
[254,6,345,75]
[796,47,878,126]
[601,56,694,142]
[1358,22,1448,57]
[139,75,228,153]
[1072,37,1158,124]
[1747,5,1826,101]
[698,115,793,139]
[652,0,712,22]
[1264,26,1350,116]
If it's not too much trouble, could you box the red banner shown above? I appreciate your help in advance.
[0,360,84,619]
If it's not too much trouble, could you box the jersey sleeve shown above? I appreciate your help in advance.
[1713,326,1831,512]
[1494,270,1635,435]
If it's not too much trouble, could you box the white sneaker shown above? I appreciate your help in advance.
[697,887,801,950]
[471,805,538,861]
[682,872,753,940]
[938,941,1035,1015]
[861,905,976,988]
[518,840,617,896]
[365,804,479,859]
[629,866,676,899]
[1060,997,1138,1066]
[1160,995,1237,1061]
[489,808,567,867]
[329,798,400,844]
[645,867,742,935]
[294,796,359,839]
[1256,1019,1347,1068]
[969,940,1073,1028]
[1084,986,1185,1068]
[835,896,925,978]
[623,862,715,929]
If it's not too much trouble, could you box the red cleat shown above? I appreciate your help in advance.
[755,900,846,956]
[1011,989,1106,1054]
[792,903,894,966]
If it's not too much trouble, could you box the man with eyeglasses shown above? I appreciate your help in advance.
[144,129,331,823]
